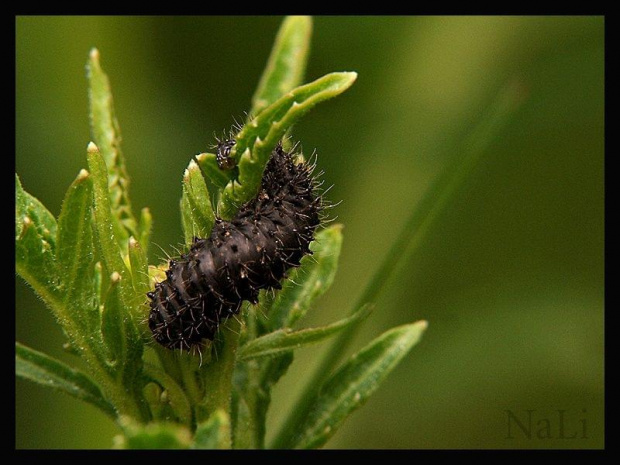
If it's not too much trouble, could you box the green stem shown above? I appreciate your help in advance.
[179,356,203,407]
[230,307,265,449]
[196,317,242,447]
[271,81,525,448]
[142,362,193,426]
[110,384,151,423]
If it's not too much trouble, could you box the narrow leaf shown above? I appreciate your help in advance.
[268,224,343,330]
[88,151,145,385]
[87,142,131,287]
[279,83,525,443]
[15,174,57,250]
[192,410,231,449]
[101,272,125,368]
[128,236,149,298]
[219,72,357,218]
[56,169,100,335]
[235,225,344,447]
[180,159,215,247]
[15,174,60,302]
[251,16,313,116]
[194,152,234,192]
[101,271,144,387]
[138,207,152,256]
[239,304,372,361]
[87,48,137,243]
[278,321,428,449]
[127,236,151,339]
[15,342,116,419]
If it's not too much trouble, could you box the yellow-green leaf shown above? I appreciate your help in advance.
[219,72,357,218]
[180,159,215,247]
[277,321,428,449]
[87,48,137,244]
[251,16,313,116]
[239,304,372,361]
[16,342,116,419]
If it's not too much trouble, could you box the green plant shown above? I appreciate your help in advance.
[15,16,429,449]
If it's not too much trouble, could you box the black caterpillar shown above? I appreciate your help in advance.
[148,142,322,351]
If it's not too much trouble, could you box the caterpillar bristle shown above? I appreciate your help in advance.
[148,140,325,351]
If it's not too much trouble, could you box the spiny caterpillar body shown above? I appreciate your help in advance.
[148,142,323,350]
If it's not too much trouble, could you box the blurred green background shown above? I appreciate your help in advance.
[16,16,604,449]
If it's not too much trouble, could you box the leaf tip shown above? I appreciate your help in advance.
[110,271,122,283]
[342,71,358,86]
[415,320,429,332]
[77,169,90,180]
[187,159,200,173]
[87,141,100,153]
[89,47,100,61]
[195,153,208,163]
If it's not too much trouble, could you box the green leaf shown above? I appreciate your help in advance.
[231,225,344,448]
[117,419,191,449]
[128,236,149,298]
[56,169,101,335]
[88,150,145,393]
[180,159,216,247]
[87,48,137,244]
[192,410,231,449]
[87,142,131,290]
[15,174,57,250]
[219,71,357,218]
[53,168,113,370]
[137,207,152,256]
[101,272,125,368]
[276,321,428,449]
[268,224,344,330]
[15,342,116,419]
[15,174,60,302]
[279,83,525,444]
[251,16,313,116]
[194,152,234,192]
[239,304,372,361]
[127,236,151,337]
[100,271,144,392]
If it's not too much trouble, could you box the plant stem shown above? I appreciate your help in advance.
[271,81,525,448]
[111,384,151,423]
[196,317,242,448]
